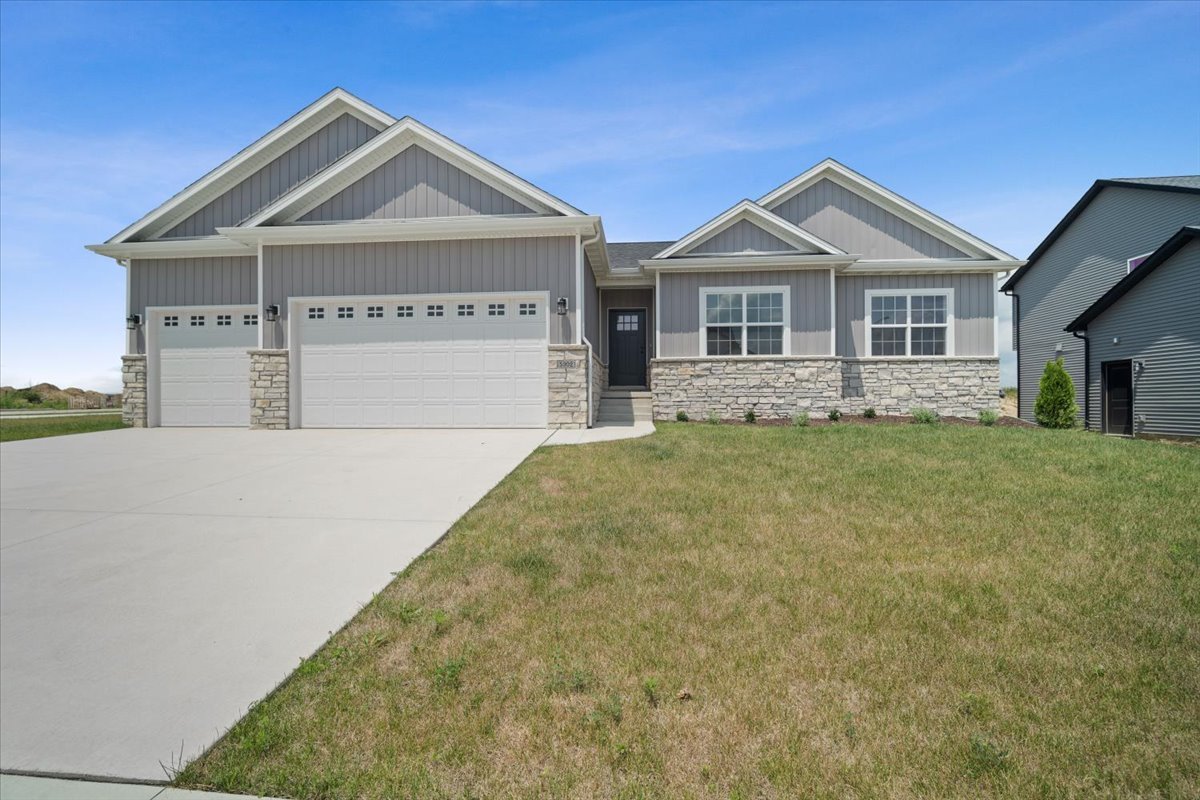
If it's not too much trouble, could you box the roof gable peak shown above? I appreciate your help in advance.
[653,199,844,259]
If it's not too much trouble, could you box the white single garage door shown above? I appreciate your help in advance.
[150,306,258,427]
[295,294,548,428]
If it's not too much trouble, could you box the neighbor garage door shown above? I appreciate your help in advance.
[151,306,258,427]
[295,295,548,428]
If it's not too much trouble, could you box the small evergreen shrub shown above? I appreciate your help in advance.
[979,409,999,427]
[706,412,720,425]
[863,407,877,419]
[827,409,841,422]
[676,410,689,422]
[743,408,757,424]
[911,407,938,424]
[792,411,810,427]
[1034,358,1079,429]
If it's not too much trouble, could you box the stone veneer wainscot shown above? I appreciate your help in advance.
[548,344,589,429]
[121,354,147,427]
[249,349,289,430]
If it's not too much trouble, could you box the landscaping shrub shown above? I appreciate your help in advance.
[676,410,689,422]
[911,407,938,424]
[979,410,999,426]
[1034,358,1079,428]
[743,408,757,424]
[792,411,810,427]
[706,412,720,425]
[863,407,877,419]
[827,409,841,422]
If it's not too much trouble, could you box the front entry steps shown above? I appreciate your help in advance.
[597,388,652,426]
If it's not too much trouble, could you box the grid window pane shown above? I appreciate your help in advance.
[488,303,506,316]
[871,327,906,356]
[911,326,946,355]
[746,325,783,355]
[705,292,743,324]
[367,305,384,319]
[706,326,742,356]
[871,295,907,325]
[911,295,946,325]
[746,292,783,324]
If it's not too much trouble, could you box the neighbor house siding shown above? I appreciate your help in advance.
[1085,239,1200,438]
[1013,186,1200,422]
[687,219,803,255]
[836,273,995,358]
[158,114,377,239]
[769,178,968,258]
[658,270,831,357]
[600,287,654,363]
[261,237,576,345]
[298,144,535,222]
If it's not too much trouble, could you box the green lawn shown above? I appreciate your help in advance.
[179,423,1200,799]
[0,413,126,442]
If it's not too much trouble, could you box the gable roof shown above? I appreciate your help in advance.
[1001,176,1200,292]
[757,158,1015,261]
[652,199,844,259]
[239,116,584,227]
[1064,226,1200,332]
[108,88,395,244]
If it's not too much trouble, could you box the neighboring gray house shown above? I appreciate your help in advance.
[88,89,1021,430]
[1064,227,1199,439]
[1000,177,1200,429]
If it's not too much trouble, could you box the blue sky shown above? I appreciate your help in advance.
[2,0,1198,392]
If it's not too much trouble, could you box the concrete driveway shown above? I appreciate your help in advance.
[0,427,549,781]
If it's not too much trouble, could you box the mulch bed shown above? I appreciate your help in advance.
[680,414,1030,428]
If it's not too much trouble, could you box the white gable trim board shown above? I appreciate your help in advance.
[653,200,845,259]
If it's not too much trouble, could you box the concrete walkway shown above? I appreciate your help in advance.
[0,774,284,799]
[544,420,655,446]
[1,428,548,782]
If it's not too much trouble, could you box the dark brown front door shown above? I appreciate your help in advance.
[1102,360,1133,436]
[609,309,646,387]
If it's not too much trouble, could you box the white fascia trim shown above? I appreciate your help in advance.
[109,89,395,244]
[86,237,254,260]
[757,159,1017,261]
[217,216,599,246]
[653,199,845,259]
[241,118,582,228]
[641,254,858,272]
[843,259,1025,274]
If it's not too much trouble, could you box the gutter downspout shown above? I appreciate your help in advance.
[1071,329,1089,431]
[580,226,603,428]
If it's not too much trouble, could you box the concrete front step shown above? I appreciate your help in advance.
[602,390,651,399]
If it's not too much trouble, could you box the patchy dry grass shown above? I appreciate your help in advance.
[0,413,125,442]
[179,424,1200,799]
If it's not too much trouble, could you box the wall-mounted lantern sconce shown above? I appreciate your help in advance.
[556,297,569,316]
[125,314,142,330]
[265,304,280,322]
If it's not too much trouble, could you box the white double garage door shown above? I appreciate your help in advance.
[148,294,549,428]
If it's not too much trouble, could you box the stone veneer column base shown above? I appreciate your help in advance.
[548,344,589,429]
[651,357,999,421]
[589,349,607,427]
[249,349,289,430]
[121,355,147,428]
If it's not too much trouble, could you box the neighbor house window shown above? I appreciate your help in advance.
[866,290,953,357]
[1127,252,1152,273]
[701,288,788,356]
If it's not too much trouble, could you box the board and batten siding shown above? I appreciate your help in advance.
[1085,239,1200,438]
[262,237,577,345]
[298,144,534,222]
[770,178,968,259]
[158,114,377,239]
[658,270,832,357]
[600,287,654,363]
[836,273,995,358]
[128,256,257,354]
[1013,186,1200,422]
[687,219,805,255]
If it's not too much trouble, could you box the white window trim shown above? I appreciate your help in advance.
[864,288,955,358]
[698,285,791,358]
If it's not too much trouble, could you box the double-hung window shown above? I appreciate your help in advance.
[701,288,788,356]
[866,290,952,357]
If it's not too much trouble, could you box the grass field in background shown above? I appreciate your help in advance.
[0,414,126,442]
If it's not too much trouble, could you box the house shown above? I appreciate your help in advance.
[87,89,1021,430]
[1063,226,1199,439]
[1000,177,1200,432]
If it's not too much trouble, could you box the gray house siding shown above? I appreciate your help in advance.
[658,270,832,357]
[687,219,803,255]
[600,287,654,363]
[261,237,577,345]
[128,256,257,353]
[836,273,995,358]
[1085,240,1200,438]
[159,114,377,239]
[298,144,535,222]
[1013,186,1200,421]
[770,178,968,259]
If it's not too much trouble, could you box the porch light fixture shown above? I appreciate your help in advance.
[125,314,142,330]
[556,296,569,316]
[265,304,280,322]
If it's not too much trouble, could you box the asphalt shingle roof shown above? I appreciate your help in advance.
[606,241,674,269]
[1108,175,1200,189]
